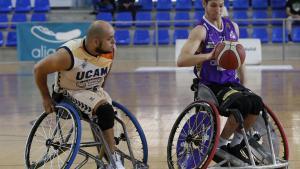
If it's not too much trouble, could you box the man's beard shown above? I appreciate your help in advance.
[95,42,112,54]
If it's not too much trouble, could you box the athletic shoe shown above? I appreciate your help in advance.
[229,143,251,164]
[213,144,229,164]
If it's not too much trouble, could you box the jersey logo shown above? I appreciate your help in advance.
[230,31,236,39]
[206,41,215,49]
[81,59,88,68]
[76,67,109,80]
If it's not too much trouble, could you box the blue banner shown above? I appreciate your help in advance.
[17,22,90,61]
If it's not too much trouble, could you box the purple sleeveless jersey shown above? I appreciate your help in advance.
[194,16,239,85]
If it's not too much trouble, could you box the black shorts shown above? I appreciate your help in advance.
[207,83,263,117]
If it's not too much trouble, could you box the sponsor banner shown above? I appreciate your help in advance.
[175,39,186,63]
[175,38,262,65]
[238,38,262,65]
[17,22,89,61]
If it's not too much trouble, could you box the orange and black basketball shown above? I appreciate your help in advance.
[214,41,246,70]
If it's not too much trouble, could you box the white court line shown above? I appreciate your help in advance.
[135,65,293,72]
[246,65,293,70]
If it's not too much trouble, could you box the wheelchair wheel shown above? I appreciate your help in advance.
[112,101,148,167]
[167,100,220,169]
[25,102,82,169]
[251,104,289,163]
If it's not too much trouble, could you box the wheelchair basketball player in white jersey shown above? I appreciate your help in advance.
[34,20,125,169]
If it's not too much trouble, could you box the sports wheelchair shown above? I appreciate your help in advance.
[25,94,148,169]
[167,78,289,169]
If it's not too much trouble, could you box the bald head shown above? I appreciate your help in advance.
[86,20,114,41]
[85,20,115,55]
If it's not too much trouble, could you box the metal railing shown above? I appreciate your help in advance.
[1,17,300,63]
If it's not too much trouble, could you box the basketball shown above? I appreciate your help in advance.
[213,41,246,70]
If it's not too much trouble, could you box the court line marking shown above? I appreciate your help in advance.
[135,65,293,72]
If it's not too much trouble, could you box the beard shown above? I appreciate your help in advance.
[95,42,112,54]
[95,47,112,54]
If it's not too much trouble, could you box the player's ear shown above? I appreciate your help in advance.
[202,0,207,8]
[94,38,100,46]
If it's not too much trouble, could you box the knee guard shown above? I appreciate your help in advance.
[95,103,115,130]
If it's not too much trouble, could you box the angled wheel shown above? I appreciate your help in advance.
[112,101,148,167]
[25,102,82,169]
[250,104,289,164]
[167,101,220,169]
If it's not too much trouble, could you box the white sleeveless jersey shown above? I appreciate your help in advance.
[54,38,114,92]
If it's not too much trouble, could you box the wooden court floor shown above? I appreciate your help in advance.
[0,63,299,169]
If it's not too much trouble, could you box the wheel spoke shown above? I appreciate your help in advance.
[25,104,80,169]
[167,102,219,169]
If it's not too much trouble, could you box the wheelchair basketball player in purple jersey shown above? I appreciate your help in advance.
[177,0,264,162]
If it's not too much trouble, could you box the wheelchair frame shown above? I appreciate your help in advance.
[167,78,289,169]
[24,99,148,169]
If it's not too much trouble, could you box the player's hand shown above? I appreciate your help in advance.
[42,97,56,114]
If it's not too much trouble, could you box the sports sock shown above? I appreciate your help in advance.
[230,132,243,147]
[218,137,229,147]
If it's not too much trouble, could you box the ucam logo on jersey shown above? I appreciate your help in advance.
[76,67,109,80]
[17,22,89,61]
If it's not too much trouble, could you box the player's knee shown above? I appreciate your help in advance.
[249,95,263,115]
[232,96,252,116]
[237,94,263,116]
[95,103,115,130]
